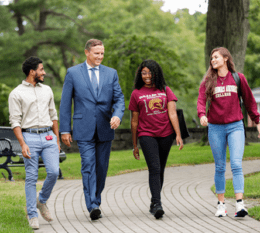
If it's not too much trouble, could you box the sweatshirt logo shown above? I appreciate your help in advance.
[214,85,237,98]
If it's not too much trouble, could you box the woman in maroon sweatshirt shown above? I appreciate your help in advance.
[197,47,260,218]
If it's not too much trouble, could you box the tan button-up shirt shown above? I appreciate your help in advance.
[8,80,58,129]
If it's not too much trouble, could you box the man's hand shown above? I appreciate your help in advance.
[61,133,73,147]
[200,116,208,126]
[110,116,120,130]
[22,143,31,159]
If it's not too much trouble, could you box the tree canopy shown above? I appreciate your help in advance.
[0,0,208,127]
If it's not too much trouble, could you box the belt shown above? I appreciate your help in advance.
[22,127,52,134]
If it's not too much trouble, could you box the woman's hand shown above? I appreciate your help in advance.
[200,116,208,126]
[257,123,260,138]
[176,135,184,150]
[133,147,140,160]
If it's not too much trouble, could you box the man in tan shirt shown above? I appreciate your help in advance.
[8,56,60,230]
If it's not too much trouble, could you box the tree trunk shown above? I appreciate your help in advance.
[205,0,250,72]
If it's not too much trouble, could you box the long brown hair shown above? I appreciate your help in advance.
[203,47,236,102]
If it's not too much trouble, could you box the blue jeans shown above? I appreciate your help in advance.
[208,120,245,194]
[23,130,59,219]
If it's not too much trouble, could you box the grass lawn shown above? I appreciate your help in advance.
[2,142,260,181]
[0,182,42,233]
[1,142,260,231]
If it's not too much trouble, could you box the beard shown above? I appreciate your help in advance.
[35,72,44,84]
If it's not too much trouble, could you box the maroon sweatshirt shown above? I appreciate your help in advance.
[197,71,260,124]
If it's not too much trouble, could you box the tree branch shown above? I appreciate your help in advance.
[42,27,66,31]
[23,15,37,30]
[44,73,56,86]
[13,11,24,35]
[39,7,47,32]
[61,48,70,70]
[43,10,97,36]
[45,63,63,84]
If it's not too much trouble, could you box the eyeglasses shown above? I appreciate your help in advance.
[141,72,152,76]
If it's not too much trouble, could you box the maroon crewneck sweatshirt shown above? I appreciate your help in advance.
[197,71,260,124]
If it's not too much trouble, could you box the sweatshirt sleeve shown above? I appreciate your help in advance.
[239,73,260,124]
[197,81,207,119]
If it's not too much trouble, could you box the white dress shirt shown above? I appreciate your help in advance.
[86,62,100,85]
[8,80,58,129]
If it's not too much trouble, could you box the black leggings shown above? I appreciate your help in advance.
[139,134,174,204]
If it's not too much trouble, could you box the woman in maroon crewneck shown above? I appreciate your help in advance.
[197,47,260,218]
[129,59,183,219]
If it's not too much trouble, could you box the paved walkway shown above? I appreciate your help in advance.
[36,160,260,233]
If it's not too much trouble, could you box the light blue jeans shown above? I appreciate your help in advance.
[208,120,245,194]
[22,130,59,219]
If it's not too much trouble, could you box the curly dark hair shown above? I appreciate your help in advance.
[203,47,236,102]
[134,59,166,90]
[22,56,43,77]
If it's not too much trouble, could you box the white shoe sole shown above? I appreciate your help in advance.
[215,210,227,217]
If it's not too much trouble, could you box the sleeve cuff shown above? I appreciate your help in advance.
[50,116,58,121]
[11,123,21,129]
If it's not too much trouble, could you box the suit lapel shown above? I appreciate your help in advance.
[80,62,97,100]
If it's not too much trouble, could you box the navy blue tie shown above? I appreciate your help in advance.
[90,68,98,96]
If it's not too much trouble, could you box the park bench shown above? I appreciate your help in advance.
[0,126,66,181]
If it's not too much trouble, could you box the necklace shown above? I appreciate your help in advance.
[219,76,227,85]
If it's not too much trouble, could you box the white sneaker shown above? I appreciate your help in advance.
[215,201,227,217]
[28,217,39,230]
[235,200,248,217]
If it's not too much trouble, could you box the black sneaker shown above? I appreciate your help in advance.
[150,203,164,219]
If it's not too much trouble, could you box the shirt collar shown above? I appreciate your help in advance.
[86,61,99,70]
[22,80,43,87]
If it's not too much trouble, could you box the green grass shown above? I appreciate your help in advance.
[0,182,42,233]
[1,142,260,232]
[249,206,260,221]
[2,143,260,181]
[211,172,260,198]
